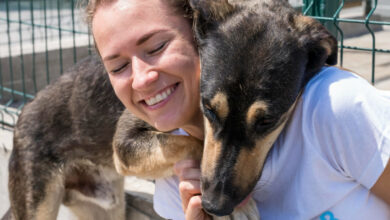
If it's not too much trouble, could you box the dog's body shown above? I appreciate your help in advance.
[2,0,338,219]
[4,57,126,220]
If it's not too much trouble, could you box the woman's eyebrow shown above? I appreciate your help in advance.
[136,29,167,46]
[103,54,120,62]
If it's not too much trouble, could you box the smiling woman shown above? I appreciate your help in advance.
[91,0,203,137]
[87,0,390,220]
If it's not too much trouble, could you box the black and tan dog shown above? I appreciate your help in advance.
[186,0,337,216]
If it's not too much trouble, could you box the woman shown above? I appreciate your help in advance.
[88,0,209,218]
[87,0,390,219]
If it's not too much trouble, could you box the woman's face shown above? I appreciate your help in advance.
[93,0,202,133]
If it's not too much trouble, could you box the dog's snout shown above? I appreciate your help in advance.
[201,179,237,216]
[202,198,234,217]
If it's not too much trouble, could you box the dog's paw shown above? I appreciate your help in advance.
[212,198,260,220]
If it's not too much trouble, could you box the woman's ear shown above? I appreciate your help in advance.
[294,15,338,78]
[189,0,235,39]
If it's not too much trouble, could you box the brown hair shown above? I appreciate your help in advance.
[85,0,193,28]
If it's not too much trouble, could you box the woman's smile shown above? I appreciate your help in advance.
[141,82,179,109]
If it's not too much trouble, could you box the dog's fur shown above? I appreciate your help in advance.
[188,0,337,216]
[2,0,338,219]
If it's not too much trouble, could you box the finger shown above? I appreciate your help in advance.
[179,180,201,212]
[177,168,201,181]
[185,195,212,220]
[174,159,200,175]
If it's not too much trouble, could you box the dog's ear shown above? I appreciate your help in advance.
[189,0,235,38]
[294,15,338,81]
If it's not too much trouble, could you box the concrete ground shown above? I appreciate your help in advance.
[0,22,389,220]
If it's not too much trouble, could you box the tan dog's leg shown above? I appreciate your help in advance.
[63,165,125,220]
[33,175,65,220]
[8,146,65,220]
[113,110,204,179]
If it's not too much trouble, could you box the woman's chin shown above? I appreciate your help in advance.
[151,118,180,132]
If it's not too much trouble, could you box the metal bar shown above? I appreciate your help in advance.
[30,0,37,93]
[0,18,90,35]
[332,0,345,66]
[5,0,15,100]
[0,111,4,129]
[365,0,377,84]
[0,86,35,100]
[57,0,63,74]
[44,0,50,84]
[88,27,92,55]
[303,0,315,15]
[308,16,390,25]
[342,46,390,53]
[71,0,77,63]
[18,0,27,102]
[0,42,3,99]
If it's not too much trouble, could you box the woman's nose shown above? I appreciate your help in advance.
[131,57,159,90]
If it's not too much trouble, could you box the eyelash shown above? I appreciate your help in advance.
[148,42,167,55]
[111,63,129,74]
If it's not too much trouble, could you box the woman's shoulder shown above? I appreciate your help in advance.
[301,66,385,118]
[304,67,370,101]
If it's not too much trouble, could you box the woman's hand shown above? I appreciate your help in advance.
[174,159,212,220]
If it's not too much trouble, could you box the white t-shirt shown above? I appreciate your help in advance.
[153,67,390,220]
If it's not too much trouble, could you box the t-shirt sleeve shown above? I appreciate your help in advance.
[303,67,390,189]
[153,176,185,220]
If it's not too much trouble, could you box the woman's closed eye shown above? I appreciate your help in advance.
[147,41,167,55]
[110,62,129,74]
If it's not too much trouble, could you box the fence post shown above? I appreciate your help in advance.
[302,0,340,38]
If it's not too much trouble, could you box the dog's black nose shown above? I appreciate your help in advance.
[201,198,234,217]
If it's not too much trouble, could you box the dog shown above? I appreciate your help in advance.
[188,0,337,216]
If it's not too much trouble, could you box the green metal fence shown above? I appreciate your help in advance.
[0,0,389,129]
[303,0,390,84]
[0,0,93,129]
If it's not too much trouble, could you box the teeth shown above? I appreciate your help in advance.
[145,87,174,106]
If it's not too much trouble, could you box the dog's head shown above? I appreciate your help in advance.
[189,0,337,216]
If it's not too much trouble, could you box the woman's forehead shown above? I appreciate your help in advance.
[92,0,191,58]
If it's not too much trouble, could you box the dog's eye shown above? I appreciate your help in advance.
[203,105,218,123]
[255,117,276,132]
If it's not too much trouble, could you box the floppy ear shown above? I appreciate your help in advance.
[189,0,235,39]
[294,15,338,83]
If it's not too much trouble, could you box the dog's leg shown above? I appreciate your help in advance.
[8,158,65,220]
[113,110,204,179]
[213,198,260,220]
[63,165,125,220]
